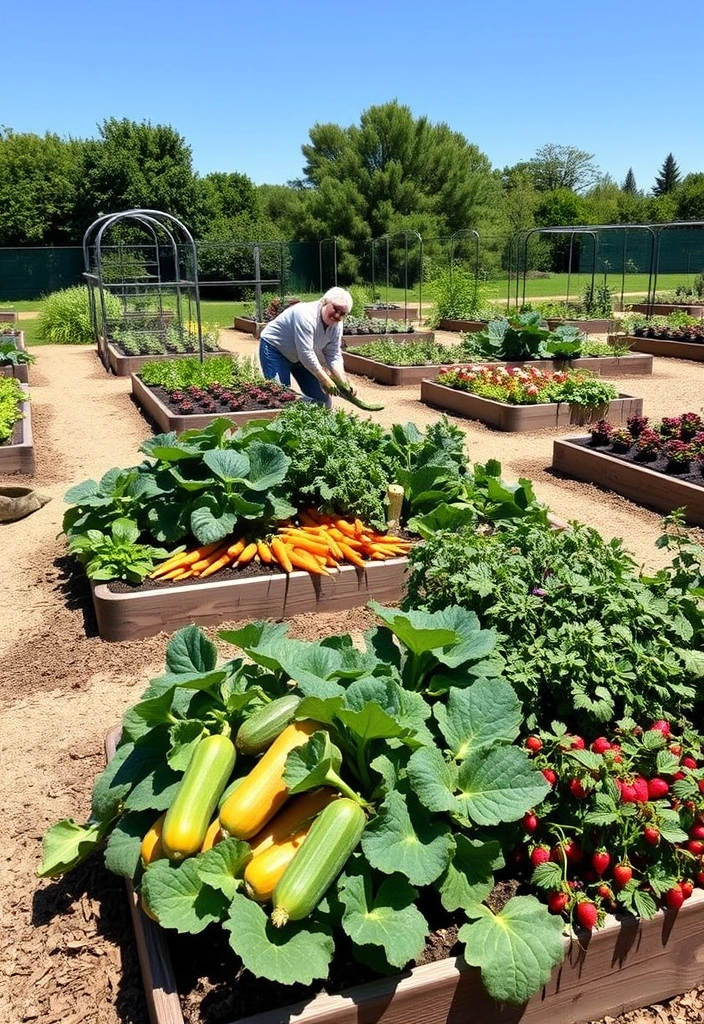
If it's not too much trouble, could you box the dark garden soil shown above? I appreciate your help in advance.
[2,332,704,1024]
[569,436,704,485]
[144,382,300,416]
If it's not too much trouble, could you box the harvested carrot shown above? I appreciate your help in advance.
[237,542,259,565]
[200,551,236,578]
[227,537,246,558]
[287,547,330,575]
[278,531,331,559]
[334,519,357,538]
[190,543,232,574]
[257,541,273,564]
[337,542,366,568]
[270,537,293,573]
[149,540,222,578]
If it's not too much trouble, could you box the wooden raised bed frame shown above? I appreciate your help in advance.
[552,437,704,526]
[0,331,29,383]
[91,556,408,642]
[624,334,704,362]
[130,375,291,433]
[343,331,434,349]
[108,705,704,1024]
[100,340,231,378]
[420,379,642,432]
[342,351,450,386]
[0,386,35,476]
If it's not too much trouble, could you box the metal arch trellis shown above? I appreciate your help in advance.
[369,231,423,321]
[82,208,205,367]
[507,224,660,314]
[649,221,704,314]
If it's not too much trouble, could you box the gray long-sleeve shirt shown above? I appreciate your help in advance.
[258,300,345,379]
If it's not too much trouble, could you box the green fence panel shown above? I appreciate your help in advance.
[0,247,84,301]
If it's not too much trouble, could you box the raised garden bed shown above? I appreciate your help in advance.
[101,340,231,377]
[0,310,18,323]
[109,727,704,1024]
[624,335,704,362]
[630,302,704,317]
[437,318,488,333]
[130,375,298,433]
[91,556,408,641]
[342,350,452,386]
[233,316,263,337]
[0,385,35,475]
[363,305,418,320]
[544,317,613,335]
[0,331,30,383]
[420,379,642,432]
[552,436,704,526]
[343,331,432,348]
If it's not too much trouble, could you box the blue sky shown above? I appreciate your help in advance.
[4,0,703,196]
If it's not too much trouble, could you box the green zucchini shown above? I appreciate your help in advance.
[161,733,236,860]
[334,380,385,411]
[270,797,366,927]
[235,694,302,756]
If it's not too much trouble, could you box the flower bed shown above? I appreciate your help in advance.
[130,375,300,433]
[421,365,642,432]
[552,410,704,525]
[0,383,35,475]
[363,304,418,320]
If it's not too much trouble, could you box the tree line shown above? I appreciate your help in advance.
[1,102,703,282]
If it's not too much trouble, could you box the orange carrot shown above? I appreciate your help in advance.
[190,543,232,574]
[337,542,367,568]
[278,531,331,558]
[200,551,236,578]
[257,541,273,563]
[149,540,222,577]
[270,537,294,573]
[227,537,246,558]
[287,547,330,575]
[236,542,258,565]
[333,518,357,538]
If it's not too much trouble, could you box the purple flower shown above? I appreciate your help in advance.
[531,587,547,597]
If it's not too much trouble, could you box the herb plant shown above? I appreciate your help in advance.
[0,376,26,442]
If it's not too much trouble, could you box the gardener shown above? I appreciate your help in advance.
[258,286,356,408]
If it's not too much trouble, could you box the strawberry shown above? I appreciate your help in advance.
[542,768,557,787]
[698,780,704,795]
[695,870,704,887]
[650,720,671,737]
[547,891,569,914]
[575,901,598,930]
[530,845,551,867]
[669,744,683,757]
[664,886,685,910]
[569,777,592,799]
[682,756,698,769]
[687,839,704,856]
[690,824,704,840]
[592,850,610,875]
[563,838,583,864]
[647,777,669,800]
[619,781,637,803]
[597,883,612,900]
[570,735,586,750]
[680,879,694,900]
[522,812,539,833]
[613,863,633,887]
[632,776,649,802]
[525,736,542,753]
[643,825,660,846]
[591,736,611,754]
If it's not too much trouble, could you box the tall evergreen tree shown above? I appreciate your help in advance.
[622,168,638,194]
[652,153,682,196]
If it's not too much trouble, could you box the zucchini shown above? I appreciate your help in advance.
[271,797,366,927]
[248,787,339,858]
[334,380,385,411]
[161,733,237,860]
[235,694,302,756]
[217,774,246,810]
[244,827,309,903]
[219,720,320,840]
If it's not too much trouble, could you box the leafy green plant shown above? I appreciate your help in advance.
[425,266,492,327]
[468,312,584,362]
[350,338,462,366]
[403,517,704,732]
[39,614,566,1005]
[137,354,261,389]
[0,338,35,366]
[37,286,121,345]
[545,373,617,409]
[0,376,25,442]
[66,517,172,583]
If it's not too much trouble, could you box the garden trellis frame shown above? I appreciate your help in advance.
[649,221,704,314]
[83,209,205,368]
[368,232,423,321]
[507,225,659,313]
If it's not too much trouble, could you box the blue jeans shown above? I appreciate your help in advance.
[259,339,332,408]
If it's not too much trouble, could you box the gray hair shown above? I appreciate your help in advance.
[322,286,353,313]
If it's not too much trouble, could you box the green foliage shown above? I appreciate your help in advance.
[468,312,585,361]
[425,265,490,327]
[137,354,260,389]
[37,285,119,345]
[351,338,463,366]
[0,338,35,366]
[66,517,172,584]
[403,518,704,732]
[0,376,25,442]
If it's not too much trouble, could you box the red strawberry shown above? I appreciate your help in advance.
[632,776,649,802]
[687,840,704,856]
[563,839,583,864]
[591,736,611,754]
[542,768,557,787]
[592,850,611,875]
[698,780,704,795]
[597,883,612,900]
[570,735,586,750]
[643,826,660,846]
[619,781,637,803]
[650,720,671,737]
[569,778,590,799]
[682,756,698,769]
[547,891,569,914]
[522,812,539,833]
[575,901,598,930]
[530,845,551,867]
[613,863,633,888]
[525,736,543,753]
[695,870,704,887]
[680,880,694,900]
[665,886,685,910]
[647,777,670,800]
[669,744,683,757]
[690,824,704,840]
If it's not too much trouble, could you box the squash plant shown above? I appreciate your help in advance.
[463,311,585,362]
[39,607,566,1005]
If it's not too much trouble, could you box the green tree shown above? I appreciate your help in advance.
[652,153,682,196]
[78,118,200,230]
[527,144,600,193]
[675,173,704,220]
[534,188,589,227]
[622,167,638,194]
[297,101,501,279]
[0,129,84,245]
